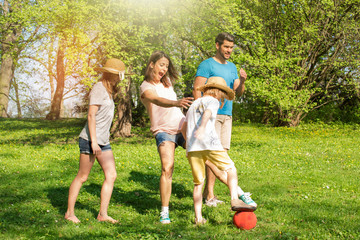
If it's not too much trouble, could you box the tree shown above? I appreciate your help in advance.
[229,0,360,126]
[0,0,46,117]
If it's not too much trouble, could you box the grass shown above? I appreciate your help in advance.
[0,118,359,239]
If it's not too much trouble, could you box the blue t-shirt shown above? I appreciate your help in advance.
[195,58,239,116]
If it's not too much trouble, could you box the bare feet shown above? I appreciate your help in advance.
[64,213,80,223]
[97,214,118,224]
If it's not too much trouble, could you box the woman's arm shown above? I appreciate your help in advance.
[88,105,102,155]
[141,89,193,109]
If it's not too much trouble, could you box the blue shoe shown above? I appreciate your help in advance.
[239,192,257,207]
[160,211,171,224]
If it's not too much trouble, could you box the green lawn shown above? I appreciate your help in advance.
[0,118,359,239]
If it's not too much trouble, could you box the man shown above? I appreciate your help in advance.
[193,32,256,208]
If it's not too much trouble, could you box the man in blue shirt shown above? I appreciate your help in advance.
[193,32,257,208]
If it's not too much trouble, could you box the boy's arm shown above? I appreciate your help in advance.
[194,109,212,139]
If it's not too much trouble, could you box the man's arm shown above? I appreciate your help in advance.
[233,68,247,97]
[193,76,207,99]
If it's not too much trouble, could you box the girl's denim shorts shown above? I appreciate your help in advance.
[79,137,112,154]
[155,132,185,148]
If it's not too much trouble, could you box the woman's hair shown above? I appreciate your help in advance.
[100,72,119,97]
[144,51,179,88]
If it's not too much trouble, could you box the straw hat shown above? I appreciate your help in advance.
[94,58,132,75]
[197,76,235,100]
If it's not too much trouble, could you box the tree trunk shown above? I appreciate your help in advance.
[110,78,132,138]
[0,0,20,117]
[11,77,22,118]
[0,54,14,117]
[46,41,65,120]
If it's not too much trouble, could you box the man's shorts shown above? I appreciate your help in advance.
[187,150,235,185]
[215,115,232,150]
[155,132,186,149]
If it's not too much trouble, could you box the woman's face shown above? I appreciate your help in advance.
[150,57,169,82]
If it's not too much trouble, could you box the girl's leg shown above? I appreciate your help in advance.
[158,141,176,208]
[65,153,96,223]
[96,150,118,223]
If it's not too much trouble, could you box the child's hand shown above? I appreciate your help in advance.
[194,126,205,140]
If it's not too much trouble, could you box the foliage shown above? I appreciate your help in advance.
[0,118,359,239]
[3,0,360,126]
[229,0,360,126]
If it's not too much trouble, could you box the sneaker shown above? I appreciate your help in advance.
[195,217,207,225]
[204,197,224,207]
[160,211,171,224]
[231,199,257,212]
[239,192,257,207]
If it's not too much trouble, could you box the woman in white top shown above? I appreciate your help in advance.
[65,59,130,223]
[140,51,193,224]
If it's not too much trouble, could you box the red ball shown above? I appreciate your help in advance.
[233,211,257,230]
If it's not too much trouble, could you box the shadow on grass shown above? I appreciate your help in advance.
[128,170,192,199]
[0,118,85,146]
[47,186,98,219]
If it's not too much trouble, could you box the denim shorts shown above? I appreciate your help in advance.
[155,132,186,149]
[79,137,112,154]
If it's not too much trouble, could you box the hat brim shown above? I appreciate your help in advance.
[197,83,235,100]
[94,67,134,75]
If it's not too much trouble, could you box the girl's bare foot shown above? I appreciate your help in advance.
[97,213,118,224]
[65,213,80,223]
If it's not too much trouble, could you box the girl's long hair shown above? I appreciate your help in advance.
[144,51,179,88]
[100,72,118,98]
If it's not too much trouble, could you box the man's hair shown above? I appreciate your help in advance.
[215,32,235,46]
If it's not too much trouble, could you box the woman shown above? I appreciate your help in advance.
[65,58,130,223]
[140,51,193,224]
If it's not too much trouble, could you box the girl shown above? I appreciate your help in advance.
[65,58,130,223]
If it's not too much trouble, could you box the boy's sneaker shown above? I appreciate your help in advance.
[204,196,224,207]
[160,211,171,224]
[231,199,257,212]
[239,192,257,207]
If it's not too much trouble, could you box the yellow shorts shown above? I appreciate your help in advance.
[187,150,235,185]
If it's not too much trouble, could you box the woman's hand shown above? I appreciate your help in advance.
[176,97,194,109]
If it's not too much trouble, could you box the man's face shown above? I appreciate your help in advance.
[216,40,234,60]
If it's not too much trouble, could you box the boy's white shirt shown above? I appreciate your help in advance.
[185,96,224,152]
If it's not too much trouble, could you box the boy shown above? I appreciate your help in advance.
[182,76,257,224]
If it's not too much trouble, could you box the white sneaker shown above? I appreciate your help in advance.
[160,211,170,224]
[204,197,224,207]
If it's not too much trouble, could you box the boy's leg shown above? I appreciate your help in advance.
[207,151,256,212]
[227,166,256,211]
[194,182,204,222]
[187,151,207,223]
